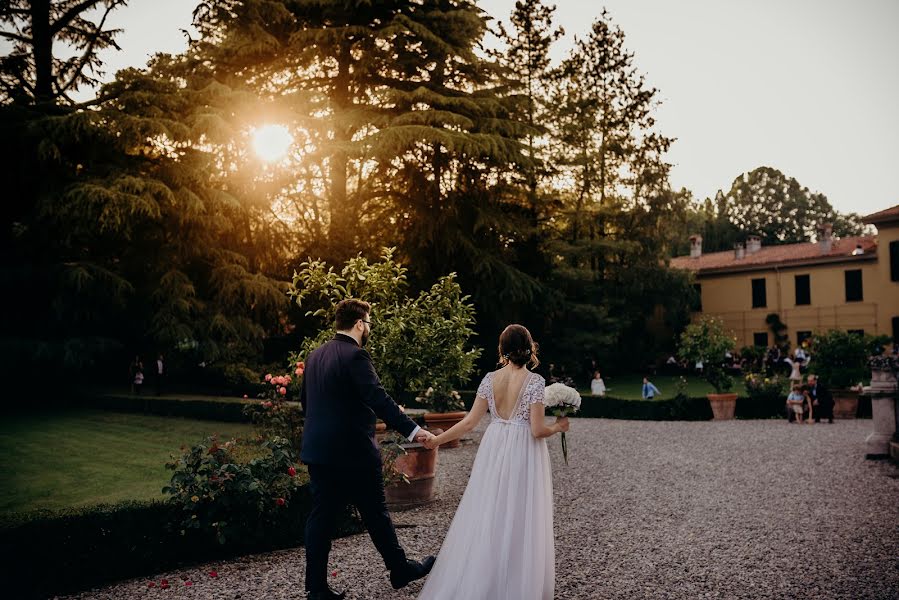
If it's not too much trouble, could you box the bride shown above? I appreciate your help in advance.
[418,324,569,600]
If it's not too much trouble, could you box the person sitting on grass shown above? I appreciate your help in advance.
[786,384,806,424]
[590,371,606,397]
[642,376,661,400]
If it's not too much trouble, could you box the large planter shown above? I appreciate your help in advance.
[832,388,860,419]
[864,368,898,458]
[707,393,737,420]
[423,411,467,448]
[384,443,438,510]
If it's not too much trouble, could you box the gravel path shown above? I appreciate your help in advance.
[62,419,899,600]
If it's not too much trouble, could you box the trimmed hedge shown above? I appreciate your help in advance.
[460,391,786,420]
[0,486,361,600]
[75,392,256,422]
[74,388,789,424]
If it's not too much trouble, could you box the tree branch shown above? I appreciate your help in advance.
[56,4,116,94]
[49,0,106,36]
[0,29,30,44]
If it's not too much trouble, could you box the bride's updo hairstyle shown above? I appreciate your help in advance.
[498,324,540,369]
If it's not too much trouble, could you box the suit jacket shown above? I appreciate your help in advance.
[810,382,833,407]
[300,333,418,467]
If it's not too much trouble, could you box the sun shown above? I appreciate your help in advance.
[251,124,293,162]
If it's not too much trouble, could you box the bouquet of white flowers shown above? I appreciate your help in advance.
[543,382,582,465]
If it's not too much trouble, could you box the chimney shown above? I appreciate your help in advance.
[746,234,762,254]
[816,222,833,254]
[734,241,745,260]
[689,234,703,259]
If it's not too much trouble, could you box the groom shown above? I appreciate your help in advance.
[301,299,436,599]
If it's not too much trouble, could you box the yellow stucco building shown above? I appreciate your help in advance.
[670,204,899,348]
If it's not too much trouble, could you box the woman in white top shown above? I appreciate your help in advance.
[590,371,606,396]
[418,325,569,600]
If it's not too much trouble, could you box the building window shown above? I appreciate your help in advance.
[844,270,863,302]
[797,331,812,346]
[891,241,899,282]
[753,332,768,347]
[893,317,899,342]
[848,329,864,337]
[794,274,810,306]
[691,283,702,312]
[751,278,767,308]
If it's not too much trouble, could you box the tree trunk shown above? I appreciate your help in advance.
[31,0,54,104]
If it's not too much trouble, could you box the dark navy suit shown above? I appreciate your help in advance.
[301,333,418,592]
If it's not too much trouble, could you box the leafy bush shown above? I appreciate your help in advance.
[243,366,305,453]
[809,330,888,388]
[163,436,304,544]
[288,248,481,406]
[677,317,737,393]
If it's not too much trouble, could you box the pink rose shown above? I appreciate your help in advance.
[242,394,248,399]
[295,367,303,376]
[284,375,291,383]
[278,387,287,396]
[265,373,272,382]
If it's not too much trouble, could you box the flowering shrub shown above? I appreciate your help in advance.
[415,385,464,413]
[869,354,899,374]
[744,373,787,404]
[244,363,305,454]
[163,436,304,544]
[677,317,737,393]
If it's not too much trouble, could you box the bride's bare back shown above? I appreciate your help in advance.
[491,365,531,420]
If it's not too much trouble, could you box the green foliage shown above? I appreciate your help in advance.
[243,369,304,454]
[163,436,303,544]
[288,250,481,403]
[677,317,737,393]
[744,372,788,404]
[765,313,790,350]
[0,493,361,600]
[809,330,884,388]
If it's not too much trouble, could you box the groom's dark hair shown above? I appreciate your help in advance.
[335,299,371,331]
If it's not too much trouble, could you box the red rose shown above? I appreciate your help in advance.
[287,467,297,477]
[148,582,156,588]
[185,581,193,586]
[276,497,285,506]
[208,570,218,578]
[331,570,338,577]
[161,579,168,585]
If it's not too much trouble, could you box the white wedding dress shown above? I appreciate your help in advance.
[417,370,555,600]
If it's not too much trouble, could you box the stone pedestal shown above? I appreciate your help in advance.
[863,370,898,459]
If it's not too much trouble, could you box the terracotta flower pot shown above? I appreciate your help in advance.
[707,393,738,420]
[423,411,467,448]
[384,443,439,510]
[832,388,860,419]
[375,421,388,441]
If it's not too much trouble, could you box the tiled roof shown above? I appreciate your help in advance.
[670,236,877,275]
[863,204,899,225]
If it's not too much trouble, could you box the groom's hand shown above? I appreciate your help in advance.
[415,430,436,448]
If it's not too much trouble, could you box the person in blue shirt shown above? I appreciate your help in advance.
[642,377,661,399]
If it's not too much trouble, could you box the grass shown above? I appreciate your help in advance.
[0,409,254,515]
[576,373,716,399]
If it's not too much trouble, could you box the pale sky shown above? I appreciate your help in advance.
[59,1,899,216]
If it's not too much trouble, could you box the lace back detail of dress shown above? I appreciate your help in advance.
[477,371,546,423]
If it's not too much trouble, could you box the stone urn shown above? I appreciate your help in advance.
[707,393,738,420]
[384,442,439,510]
[864,364,898,459]
[423,411,467,448]
[832,388,860,419]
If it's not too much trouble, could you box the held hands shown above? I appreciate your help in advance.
[554,416,570,434]
[415,429,439,449]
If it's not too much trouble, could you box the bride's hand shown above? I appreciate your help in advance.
[422,435,439,450]
[555,417,570,433]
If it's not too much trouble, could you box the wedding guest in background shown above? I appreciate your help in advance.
[807,374,834,424]
[642,376,661,400]
[590,371,606,397]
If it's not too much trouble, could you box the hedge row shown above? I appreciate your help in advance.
[0,487,361,600]
[73,388,791,424]
[75,391,256,422]
[460,391,787,420]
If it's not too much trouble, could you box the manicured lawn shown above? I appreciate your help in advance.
[0,410,254,515]
[576,373,717,399]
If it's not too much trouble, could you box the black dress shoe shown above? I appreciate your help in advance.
[307,586,346,600]
[389,555,436,589]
